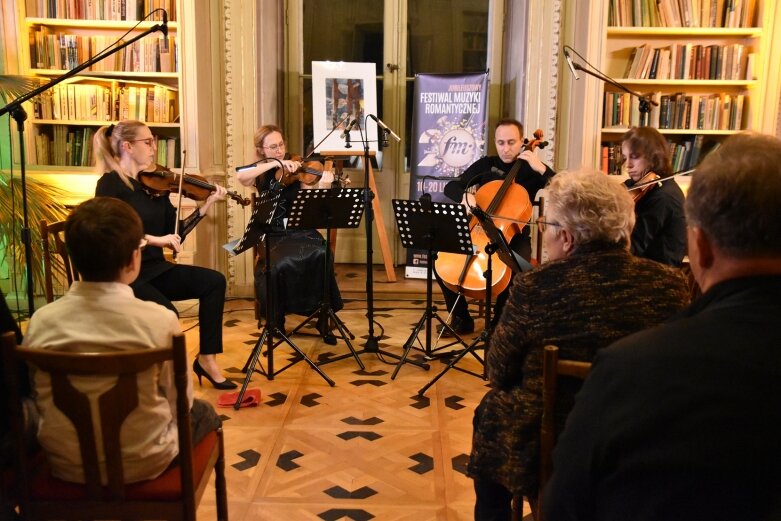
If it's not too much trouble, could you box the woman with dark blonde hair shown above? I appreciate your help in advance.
[621,126,686,266]
[94,120,236,389]
[236,124,343,340]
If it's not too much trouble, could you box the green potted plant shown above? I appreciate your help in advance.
[1,75,70,307]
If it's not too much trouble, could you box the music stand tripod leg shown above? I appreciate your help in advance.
[417,243,498,395]
[392,250,466,379]
[234,327,270,410]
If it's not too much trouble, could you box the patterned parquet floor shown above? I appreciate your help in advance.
[179,265,532,520]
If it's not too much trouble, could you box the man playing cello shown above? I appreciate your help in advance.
[436,118,556,335]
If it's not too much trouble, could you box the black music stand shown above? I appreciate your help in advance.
[391,198,473,379]
[285,188,365,370]
[234,190,335,410]
[417,206,531,395]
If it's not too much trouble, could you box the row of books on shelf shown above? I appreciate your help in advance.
[601,135,715,175]
[624,42,754,81]
[609,0,756,28]
[33,0,175,21]
[34,125,94,167]
[603,91,745,131]
[29,30,177,73]
[33,126,180,167]
[32,81,179,123]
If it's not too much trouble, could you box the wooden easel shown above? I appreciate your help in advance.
[321,150,396,282]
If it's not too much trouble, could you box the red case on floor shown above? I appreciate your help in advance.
[216,388,261,408]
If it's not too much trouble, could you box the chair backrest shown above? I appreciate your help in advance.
[39,219,79,303]
[538,344,591,515]
[2,333,199,518]
[533,196,545,266]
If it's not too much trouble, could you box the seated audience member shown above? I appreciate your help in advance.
[468,170,690,520]
[23,197,221,484]
[1,290,37,518]
[544,132,781,521]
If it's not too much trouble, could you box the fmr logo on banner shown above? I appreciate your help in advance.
[405,72,489,279]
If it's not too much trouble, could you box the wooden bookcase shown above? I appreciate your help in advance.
[598,0,768,175]
[15,0,181,172]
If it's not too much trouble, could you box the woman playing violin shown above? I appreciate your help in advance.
[94,120,236,389]
[235,124,343,339]
[437,118,556,335]
[621,126,686,267]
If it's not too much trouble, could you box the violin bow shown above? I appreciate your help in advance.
[626,167,695,191]
[171,149,187,263]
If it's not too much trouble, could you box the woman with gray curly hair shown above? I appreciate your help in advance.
[467,169,691,520]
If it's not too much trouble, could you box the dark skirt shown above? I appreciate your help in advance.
[254,229,343,328]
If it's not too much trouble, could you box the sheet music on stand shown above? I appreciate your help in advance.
[394,199,472,254]
[287,188,364,230]
[229,190,281,256]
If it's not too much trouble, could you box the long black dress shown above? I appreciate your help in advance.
[253,170,343,330]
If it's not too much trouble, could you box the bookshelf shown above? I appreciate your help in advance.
[15,0,181,171]
[598,0,766,175]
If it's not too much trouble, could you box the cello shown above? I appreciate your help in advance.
[435,130,546,300]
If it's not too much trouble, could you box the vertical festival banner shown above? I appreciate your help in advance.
[405,72,489,278]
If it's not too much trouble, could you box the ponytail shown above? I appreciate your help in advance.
[93,120,147,189]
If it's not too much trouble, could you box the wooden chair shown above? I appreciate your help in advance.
[537,344,591,520]
[39,219,79,303]
[2,332,228,521]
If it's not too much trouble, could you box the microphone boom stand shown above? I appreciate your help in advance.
[0,22,168,317]
[564,46,657,127]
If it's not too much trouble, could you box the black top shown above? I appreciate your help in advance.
[443,155,556,256]
[544,275,781,521]
[625,178,687,267]
[95,171,201,282]
[254,164,302,230]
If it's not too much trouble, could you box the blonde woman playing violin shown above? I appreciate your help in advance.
[621,126,686,267]
[94,120,236,390]
[236,125,343,341]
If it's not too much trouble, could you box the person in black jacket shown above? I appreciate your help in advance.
[621,126,686,266]
[94,120,236,389]
[436,119,555,335]
[544,132,781,521]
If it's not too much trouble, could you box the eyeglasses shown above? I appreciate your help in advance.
[129,137,156,147]
[536,217,563,234]
[263,142,285,152]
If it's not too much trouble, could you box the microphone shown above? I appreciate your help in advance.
[235,160,260,172]
[340,119,357,139]
[563,48,579,80]
[161,10,168,38]
[235,157,284,173]
[369,115,401,142]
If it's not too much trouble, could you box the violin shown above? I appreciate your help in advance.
[435,130,545,300]
[273,155,325,187]
[138,164,251,206]
[627,171,661,203]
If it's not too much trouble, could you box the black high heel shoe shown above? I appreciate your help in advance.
[192,359,237,390]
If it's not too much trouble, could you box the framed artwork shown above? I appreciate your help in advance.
[311,61,378,152]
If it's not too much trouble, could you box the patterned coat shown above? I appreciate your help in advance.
[467,242,690,496]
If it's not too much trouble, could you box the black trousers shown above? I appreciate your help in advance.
[474,477,514,521]
[131,264,226,355]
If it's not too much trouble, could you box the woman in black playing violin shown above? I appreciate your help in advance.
[621,126,686,267]
[235,124,343,340]
[437,119,556,335]
[94,120,236,389]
